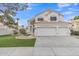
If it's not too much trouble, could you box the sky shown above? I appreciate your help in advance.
[15,3,79,27]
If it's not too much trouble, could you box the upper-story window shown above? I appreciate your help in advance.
[50,16,57,21]
[38,18,43,21]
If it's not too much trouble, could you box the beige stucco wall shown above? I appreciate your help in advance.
[35,11,64,22]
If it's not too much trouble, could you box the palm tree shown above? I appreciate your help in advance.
[16,18,19,29]
[16,18,20,33]
[0,9,15,26]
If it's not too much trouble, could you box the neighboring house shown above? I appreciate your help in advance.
[27,9,71,36]
[71,19,79,31]
[0,22,13,35]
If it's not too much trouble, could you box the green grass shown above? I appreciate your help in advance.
[0,35,36,47]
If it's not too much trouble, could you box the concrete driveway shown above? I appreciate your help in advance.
[34,36,79,56]
[35,36,79,47]
[0,36,79,56]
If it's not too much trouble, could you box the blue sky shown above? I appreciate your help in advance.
[15,3,79,27]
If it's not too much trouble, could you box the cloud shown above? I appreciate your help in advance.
[74,3,78,6]
[62,10,79,20]
[68,8,73,10]
[55,9,61,11]
[68,8,79,12]
[57,3,79,8]
[62,11,74,15]
[57,3,79,20]
[18,19,27,27]
[57,3,71,8]
[27,7,32,10]
[27,4,33,10]
[62,10,79,16]
[0,13,3,15]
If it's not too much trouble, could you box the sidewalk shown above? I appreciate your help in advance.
[0,47,79,56]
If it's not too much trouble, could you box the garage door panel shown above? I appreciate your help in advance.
[35,27,70,36]
[57,28,70,36]
[35,27,57,36]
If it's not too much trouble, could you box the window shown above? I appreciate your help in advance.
[50,16,57,21]
[38,18,43,21]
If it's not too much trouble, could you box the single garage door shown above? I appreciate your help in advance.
[35,27,70,36]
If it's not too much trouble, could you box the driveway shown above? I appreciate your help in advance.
[0,36,79,56]
[34,36,79,56]
[35,36,79,47]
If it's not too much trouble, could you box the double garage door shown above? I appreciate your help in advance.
[35,27,70,36]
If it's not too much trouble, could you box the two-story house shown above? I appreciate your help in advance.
[27,9,71,36]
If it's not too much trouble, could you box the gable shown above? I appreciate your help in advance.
[28,9,64,23]
[35,9,63,17]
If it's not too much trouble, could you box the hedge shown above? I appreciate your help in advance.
[71,30,79,36]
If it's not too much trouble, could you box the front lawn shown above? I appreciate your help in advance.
[0,35,36,47]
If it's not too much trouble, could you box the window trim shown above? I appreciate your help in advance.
[38,17,44,21]
[50,16,57,21]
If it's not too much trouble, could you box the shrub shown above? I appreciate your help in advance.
[71,30,79,36]
[19,28,26,35]
[13,30,18,35]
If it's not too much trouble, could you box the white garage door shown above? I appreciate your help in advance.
[57,27,70,36]
[35,27,70,36]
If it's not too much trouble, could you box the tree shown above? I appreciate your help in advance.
[0,15,3,22]
[0,3,28,27]
[15,18,20,30]
[74,16,79,20]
